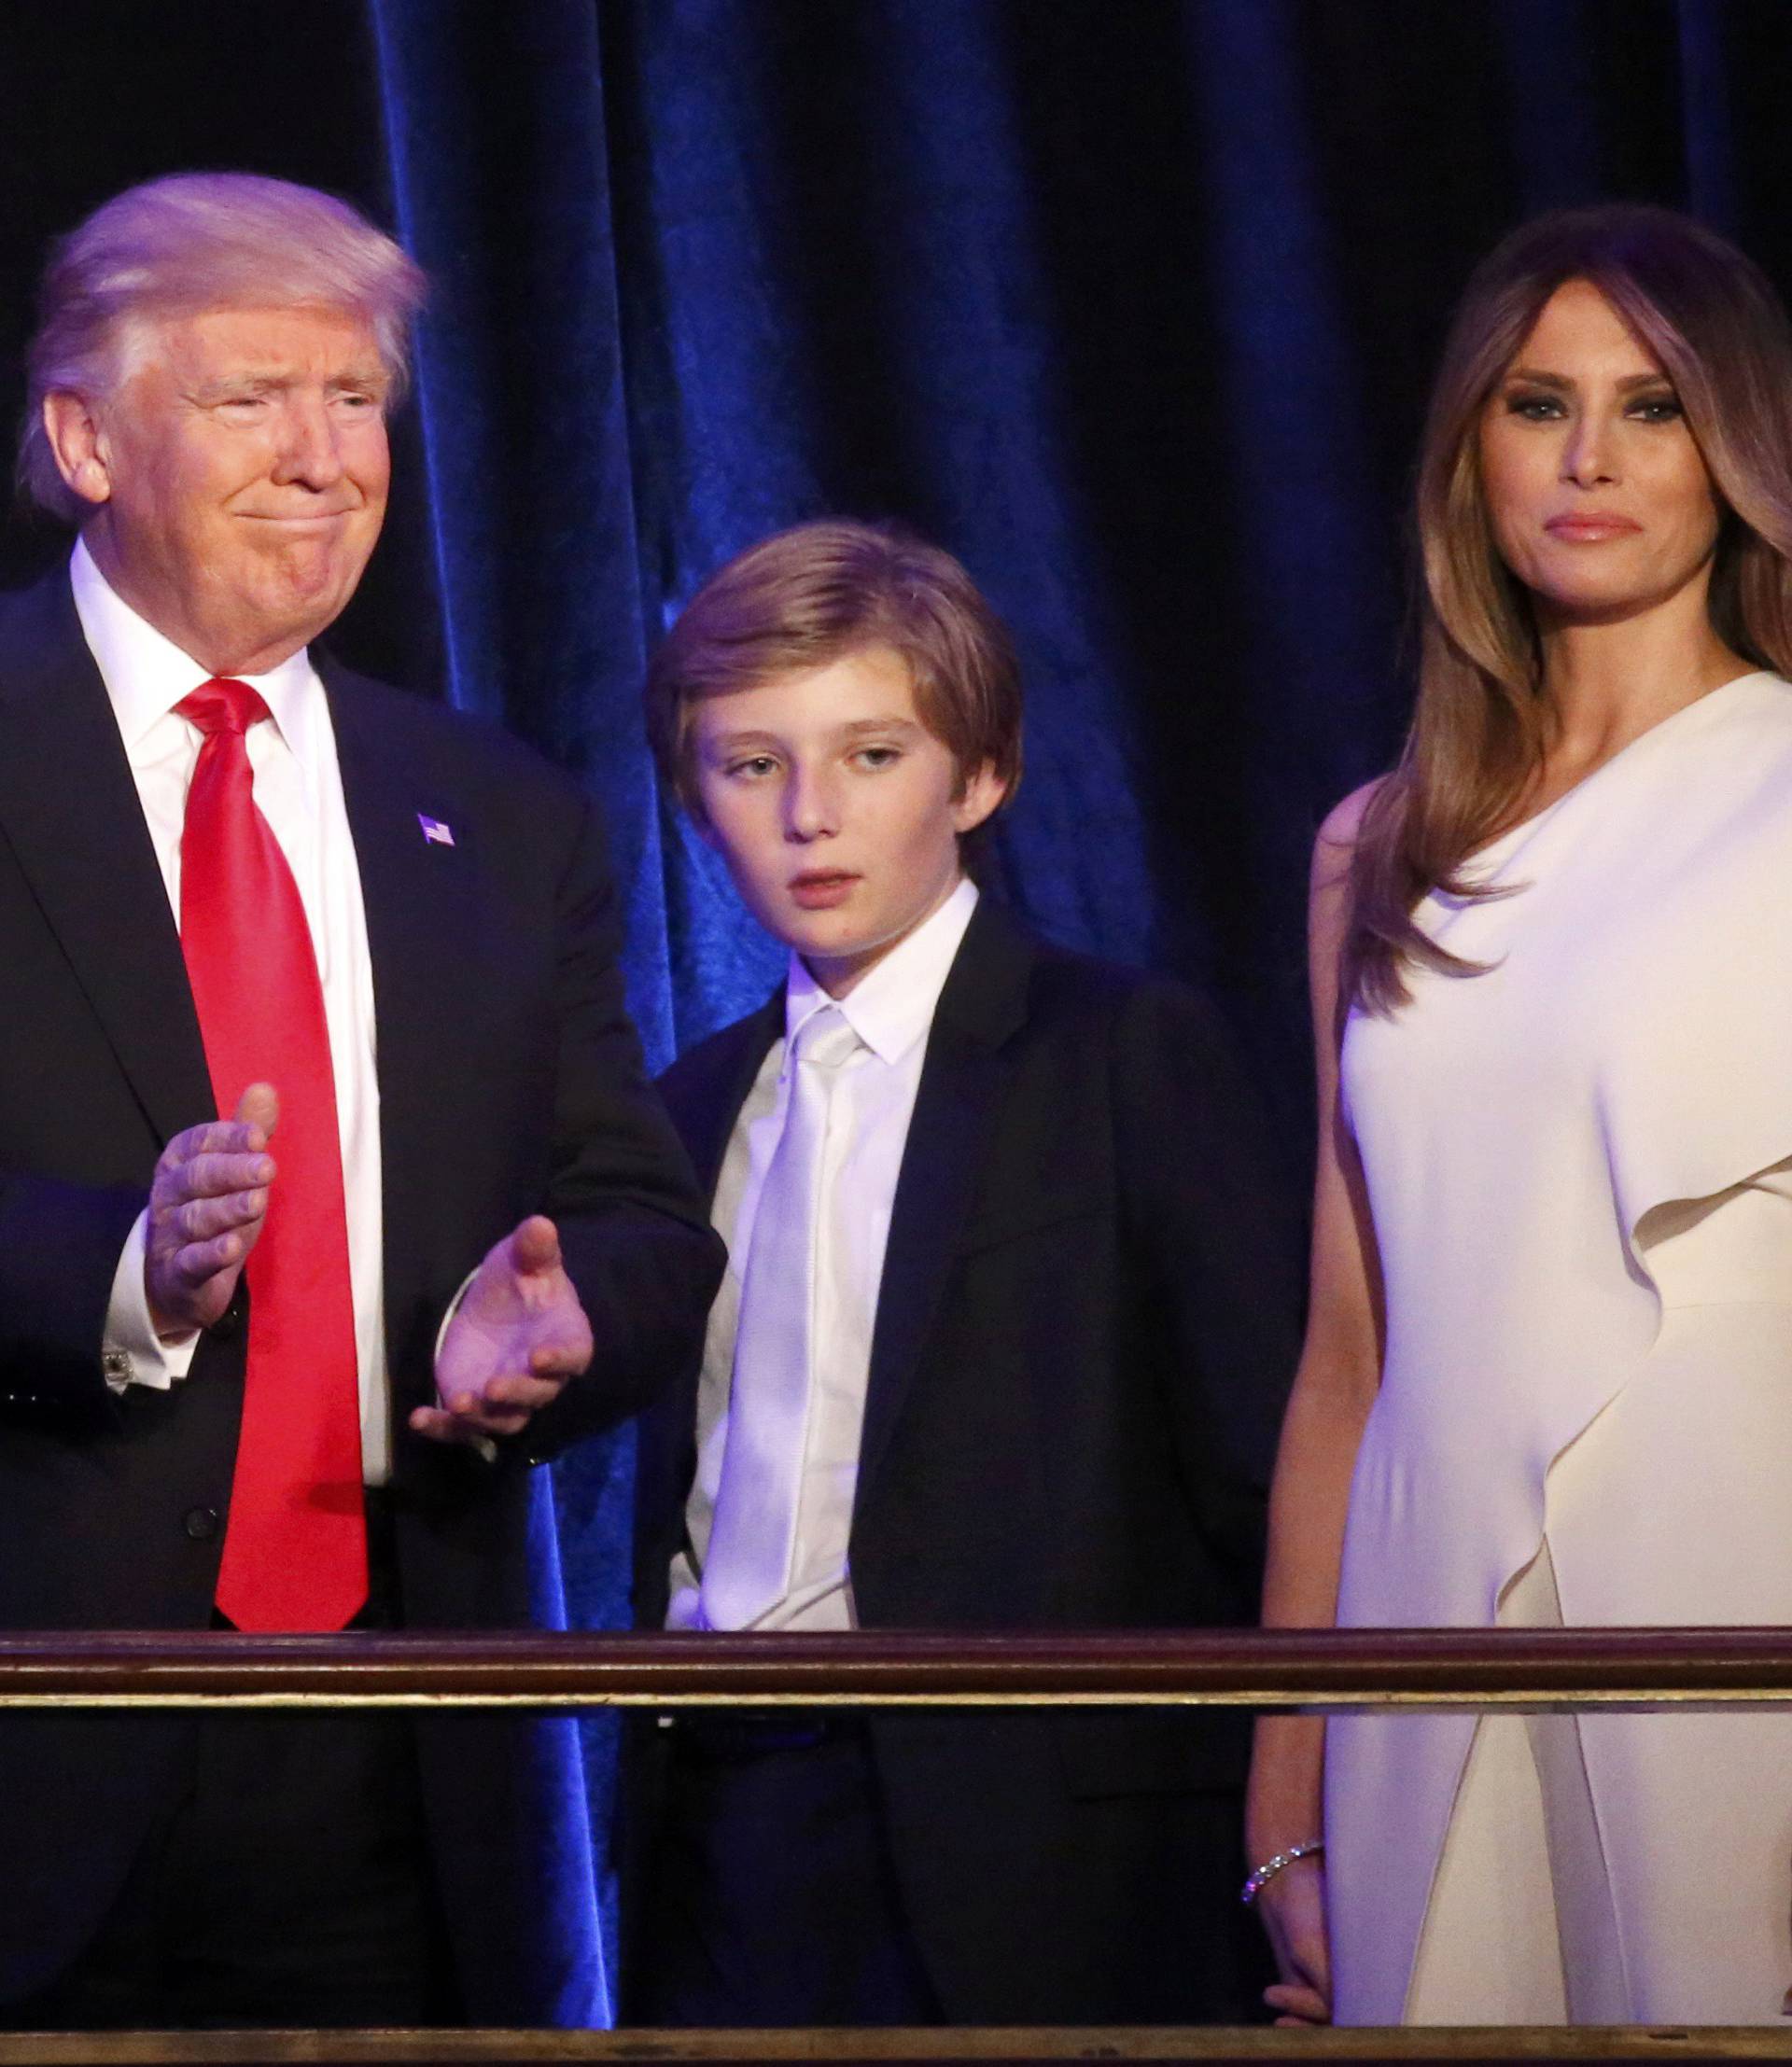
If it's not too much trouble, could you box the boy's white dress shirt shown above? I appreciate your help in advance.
[667,876,978,1630]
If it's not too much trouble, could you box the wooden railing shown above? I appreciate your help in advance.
[6,1629,1792,2067]
[6,1627,1792,1708]
[2,2025,1790,2065]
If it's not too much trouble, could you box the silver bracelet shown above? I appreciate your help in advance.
[1240,1838,1324,1906]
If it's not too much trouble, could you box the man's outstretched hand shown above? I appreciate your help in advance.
[415,1215,594,1446]
[146,1082,278,1337]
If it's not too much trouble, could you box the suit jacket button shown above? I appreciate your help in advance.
[183,1506,219,1541]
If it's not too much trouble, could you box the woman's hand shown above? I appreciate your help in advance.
[1257,1855,1331,2025]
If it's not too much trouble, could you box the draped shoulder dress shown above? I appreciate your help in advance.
[1328,671,1792,2025]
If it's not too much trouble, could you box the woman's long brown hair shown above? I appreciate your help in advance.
[1345,204,1792,1017]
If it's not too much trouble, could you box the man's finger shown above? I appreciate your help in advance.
[527,1338,589,1376]
[446,1389,532,1432]
[173,1188,268,1244]
[479,1374,566,1412]
[168,1152,275,1203]
[408,1407,487,1446]
[409,1404,529,1444]
[161,1120,272,1171]
[169,1229,249,1290]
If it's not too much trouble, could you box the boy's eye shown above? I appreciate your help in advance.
[724,754,779,780]
[853,746,903,771]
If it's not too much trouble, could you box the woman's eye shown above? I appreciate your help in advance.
[1504,391,1564,421]
[1630,395,1684,423]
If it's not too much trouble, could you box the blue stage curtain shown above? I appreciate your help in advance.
[7,0,1792,2017]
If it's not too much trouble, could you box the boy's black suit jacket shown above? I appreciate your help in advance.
[0,569,723,2020]
[630,897,1302,2024]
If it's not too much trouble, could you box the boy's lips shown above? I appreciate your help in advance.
[789,870,861,910]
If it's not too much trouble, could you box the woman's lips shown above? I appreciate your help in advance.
[789,871,860,910]
[1545,513,1642,540]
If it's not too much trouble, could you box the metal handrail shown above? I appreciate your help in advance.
[3,1627,1792,1708]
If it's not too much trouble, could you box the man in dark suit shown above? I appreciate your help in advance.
[623,520,1301,2025]
[0,171,721,2028]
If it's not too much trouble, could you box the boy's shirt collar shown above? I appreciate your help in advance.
[784,875,978,1068]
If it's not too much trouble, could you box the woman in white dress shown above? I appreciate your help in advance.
[1246,204,1792,2026]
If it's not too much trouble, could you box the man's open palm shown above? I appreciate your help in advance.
[414,1215,593,1445]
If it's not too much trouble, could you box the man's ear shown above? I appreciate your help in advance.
[951,760,1009,836]
[40,391,114,510]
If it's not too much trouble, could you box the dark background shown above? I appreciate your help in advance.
[5,0,1788,2006]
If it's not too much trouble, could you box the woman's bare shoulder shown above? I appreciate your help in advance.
[1316,775,1384,858]
[1311,777,1386,909]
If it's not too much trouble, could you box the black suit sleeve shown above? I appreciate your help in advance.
[0,1174,143,1416]
[1111,980,1303,1586]
[514,796,724,1463]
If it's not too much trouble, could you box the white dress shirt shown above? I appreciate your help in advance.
[667,877,978,1630]
[75,540,394,1484]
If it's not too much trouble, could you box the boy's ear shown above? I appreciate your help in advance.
[952,760,1009,836]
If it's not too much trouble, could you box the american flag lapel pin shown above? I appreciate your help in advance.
[417,813,455,847]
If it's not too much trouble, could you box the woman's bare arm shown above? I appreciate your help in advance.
[1246,782,1387,2024]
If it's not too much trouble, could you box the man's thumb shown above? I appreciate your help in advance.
[235,1081,281,1138]
[510,1215,561,1275]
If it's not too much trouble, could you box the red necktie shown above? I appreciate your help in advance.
[176,677,366,1632]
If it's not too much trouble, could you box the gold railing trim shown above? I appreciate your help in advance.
[1,2025,1791,2063]
[3,1629,1792,1709]
[4,1688,1792,1711]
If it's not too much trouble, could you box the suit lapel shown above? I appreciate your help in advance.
[855,900,1033,1502]
[0,572,211,1149]
[322,660,472,1107]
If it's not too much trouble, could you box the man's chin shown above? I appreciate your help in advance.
[258,546,372,619]
[199,569,365,671]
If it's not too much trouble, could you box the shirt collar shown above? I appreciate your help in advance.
[70,536,324,769]
[784,876,979,1066]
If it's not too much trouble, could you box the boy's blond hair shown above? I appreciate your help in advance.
[646,519,1023,821]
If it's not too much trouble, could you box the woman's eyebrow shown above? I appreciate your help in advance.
[1503,367,1672,392]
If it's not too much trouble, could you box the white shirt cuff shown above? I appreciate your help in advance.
[104,1210,201,1393]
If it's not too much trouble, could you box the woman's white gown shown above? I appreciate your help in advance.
[1329,672,1792,2024]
